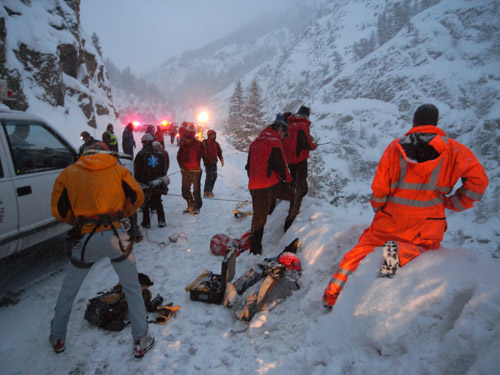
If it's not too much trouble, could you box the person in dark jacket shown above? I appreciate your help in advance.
[202,130,224,198]
[79,131,109,157]
[282,106,317,232]
[245,119,292,255]
[177,130,204,214]
[102,124,119,152]
[122,123,136,158]
[134,134,169,228]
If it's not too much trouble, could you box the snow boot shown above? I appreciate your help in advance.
[380,241,400,278]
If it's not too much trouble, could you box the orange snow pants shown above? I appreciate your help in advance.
[323,219,441,307]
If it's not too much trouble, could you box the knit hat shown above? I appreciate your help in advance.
[272,118,288,136]
[297,106,310,118]
[413,104,439,126]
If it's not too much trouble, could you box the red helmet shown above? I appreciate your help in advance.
[278,252,302,271]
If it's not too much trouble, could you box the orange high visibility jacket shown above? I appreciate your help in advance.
[323,125,489,308]
[369,125,488,249]
[51,153,144,233]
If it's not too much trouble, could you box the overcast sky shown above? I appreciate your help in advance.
[80,0,297,75]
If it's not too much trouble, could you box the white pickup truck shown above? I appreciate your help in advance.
[0,82,133,259]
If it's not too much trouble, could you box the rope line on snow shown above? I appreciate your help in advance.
[216,173,248,193]
[165,193,247,204]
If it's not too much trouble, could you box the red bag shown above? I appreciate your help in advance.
[210,232,251,256]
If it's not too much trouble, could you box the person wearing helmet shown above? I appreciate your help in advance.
[202,130,224,198]
[134,133,169,228]
[176,129,204,214]
[246,118,292,255]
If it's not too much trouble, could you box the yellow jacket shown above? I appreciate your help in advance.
[51,153,144,233]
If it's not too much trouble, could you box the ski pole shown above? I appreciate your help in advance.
[317,142,332,146]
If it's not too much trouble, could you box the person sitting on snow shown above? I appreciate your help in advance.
[322,104,489,309]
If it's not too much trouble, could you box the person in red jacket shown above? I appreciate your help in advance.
[202,130,224,198]
[177,129,204,214]
[283,106,317,232]
[323,104,489,309]
[246,119,292,255]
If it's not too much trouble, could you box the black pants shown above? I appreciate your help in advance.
[285,160,309,231]
[181,170,203,210]
[142,192,165,226]
[250,182,292,255]
[204,164,218,193]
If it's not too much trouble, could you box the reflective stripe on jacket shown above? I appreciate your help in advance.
[370,125,488,221]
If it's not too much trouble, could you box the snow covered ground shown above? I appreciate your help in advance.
[0,136,499,375]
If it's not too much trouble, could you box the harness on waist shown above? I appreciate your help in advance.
[67,212,132,269]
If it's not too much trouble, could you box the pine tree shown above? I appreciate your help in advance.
[225,80,245,143]
[235,79,266,151]
[91,32,103,57]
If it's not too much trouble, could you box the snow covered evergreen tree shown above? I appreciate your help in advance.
[225,80,245,146]
[240,79,266,150]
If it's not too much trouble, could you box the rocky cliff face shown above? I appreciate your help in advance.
[0,0,116,130]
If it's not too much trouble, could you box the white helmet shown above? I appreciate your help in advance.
[141,133,154,143]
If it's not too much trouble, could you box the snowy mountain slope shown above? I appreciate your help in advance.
[0,136,499,375]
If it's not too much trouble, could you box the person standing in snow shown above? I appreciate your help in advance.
[122,123,136,158]
[134,134,169,228]
[177,129,204,214]
[282,106,317,232]
[246,119,292,255]
[102,123,118,152]
[202,129,224,198]
[323,104,489,309]
[78,131,109,157]
[49,150,154,358]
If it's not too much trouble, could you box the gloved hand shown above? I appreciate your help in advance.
[160,176,170,186]
[220,159,224,167]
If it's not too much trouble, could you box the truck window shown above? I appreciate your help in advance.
[5,122,76,175]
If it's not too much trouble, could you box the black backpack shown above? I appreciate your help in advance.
[84,273,154,331]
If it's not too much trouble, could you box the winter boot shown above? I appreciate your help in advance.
[183,201,193,214]
[207,192,214,198]
[134,333,155,358]
[380,241,400,278]
[203,191,209,197]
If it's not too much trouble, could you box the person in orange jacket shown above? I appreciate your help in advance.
[323,104,489,308]
[50,151,155,358]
